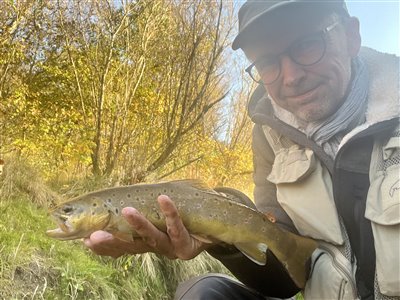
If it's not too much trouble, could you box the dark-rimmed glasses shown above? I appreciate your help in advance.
[245,20,341,85]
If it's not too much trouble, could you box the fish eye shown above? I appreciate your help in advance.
[62,205,74,214]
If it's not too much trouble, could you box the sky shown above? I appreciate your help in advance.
[346,1,399,55]
[231,1,399,55]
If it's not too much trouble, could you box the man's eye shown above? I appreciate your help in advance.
[256,58,276,70]
[293,36,322,54]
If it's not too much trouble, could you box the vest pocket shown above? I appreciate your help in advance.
[267,145,343,244]
[304,244,357,300]
[366,164,400,296]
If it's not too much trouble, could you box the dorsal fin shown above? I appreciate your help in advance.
[168,179,217,193]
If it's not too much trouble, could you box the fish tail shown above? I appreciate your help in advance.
[272,232,318,289]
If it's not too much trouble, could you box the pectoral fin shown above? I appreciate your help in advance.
[110,230,134,242]
[191,234,215,244]
[234,242,268,265]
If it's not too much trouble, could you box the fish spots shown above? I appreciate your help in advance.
[152,209,161,220]
[264,212,276,223]
[177,202,186,210]
[195,192,199,197]
[127,194,131,198]
[107,198,112,203]
[115,208,119,214]
[120,200,125,206]
[92,203,97,207]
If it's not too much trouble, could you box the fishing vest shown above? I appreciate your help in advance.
[262,122,400,300]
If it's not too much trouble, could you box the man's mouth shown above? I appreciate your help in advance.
[286,85,320,104]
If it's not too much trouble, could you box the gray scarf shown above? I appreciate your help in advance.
[273,57,369,158]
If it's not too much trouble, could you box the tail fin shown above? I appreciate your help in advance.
[273,232,318,288]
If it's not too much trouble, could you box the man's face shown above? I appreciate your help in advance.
[244,14,361,123]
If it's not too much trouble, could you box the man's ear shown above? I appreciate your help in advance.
[345,17,362,57]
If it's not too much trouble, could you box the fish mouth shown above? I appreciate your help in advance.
[46,212,112,240]
[46,214,82,240]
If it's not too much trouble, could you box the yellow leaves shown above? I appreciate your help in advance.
[163,134,254,195]
[1,0,254,196]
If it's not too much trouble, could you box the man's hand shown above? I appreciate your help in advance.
[83,195,210,259]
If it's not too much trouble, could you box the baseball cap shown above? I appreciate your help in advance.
[232,0,349,50]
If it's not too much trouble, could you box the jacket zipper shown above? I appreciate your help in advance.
[318,244,359,299]
[333,118,400,175]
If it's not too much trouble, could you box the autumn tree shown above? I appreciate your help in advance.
[1,0,239,184]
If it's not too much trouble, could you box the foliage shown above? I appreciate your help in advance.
[0,155,60,207]
[0,0,248,185]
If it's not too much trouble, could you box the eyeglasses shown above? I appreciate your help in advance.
[245,20,341,85]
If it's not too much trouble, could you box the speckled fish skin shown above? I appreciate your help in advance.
[46,180,317,288]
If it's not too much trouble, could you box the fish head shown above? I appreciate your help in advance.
[46,196,112,240]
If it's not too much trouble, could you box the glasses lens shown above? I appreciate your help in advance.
[246,32,326,85]
[290,34,325,66]
[246,65,261,83]
[250,59,280,85]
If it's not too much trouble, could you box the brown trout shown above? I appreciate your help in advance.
[46,180,317,288]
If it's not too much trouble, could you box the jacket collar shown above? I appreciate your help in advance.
[339,47,400,147]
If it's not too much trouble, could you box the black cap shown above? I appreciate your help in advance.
[232,0,349,50]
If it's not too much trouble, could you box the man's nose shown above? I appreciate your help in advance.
[280,55,306,86]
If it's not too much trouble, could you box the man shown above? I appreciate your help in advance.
[85,1,400,299]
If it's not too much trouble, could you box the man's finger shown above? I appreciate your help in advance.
[84,231,131,257]
[84,230,114,248]
[121,206,176,257]
[84,230,152,258]
[157,195,186,239]
[158,195,198,259]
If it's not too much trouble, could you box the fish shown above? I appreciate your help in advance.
[46,180,317,288]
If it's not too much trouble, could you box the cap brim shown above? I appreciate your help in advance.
[232,1,344,50]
